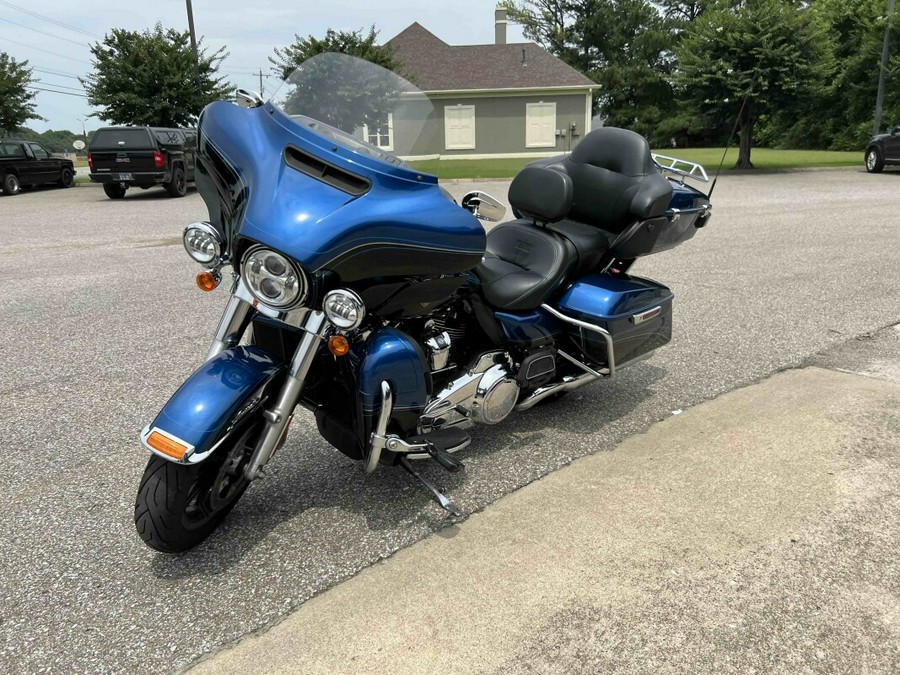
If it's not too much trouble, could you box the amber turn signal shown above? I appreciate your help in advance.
[196,271,219,292]
[146,431,189,461]
[328,335,350,357]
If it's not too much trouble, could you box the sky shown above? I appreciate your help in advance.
[0,0,527,134]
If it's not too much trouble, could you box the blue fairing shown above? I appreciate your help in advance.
[495,310,562,344]
[150,347,283,455]
[197,102,486,280]
[355,328,429,413]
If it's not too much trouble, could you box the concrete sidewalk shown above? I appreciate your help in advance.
[189,327,900,674]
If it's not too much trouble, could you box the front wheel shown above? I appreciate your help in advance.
[134,419,262,552]
[58,167,75,188]
[2,173,21,196]
[865,148,884,173]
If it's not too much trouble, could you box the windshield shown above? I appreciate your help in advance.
[268,53,434,168]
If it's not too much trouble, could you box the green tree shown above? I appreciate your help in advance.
[269,27,402,132]
[674,0,830,168]
[0,53,41,136]
[503,1,676,144]
[82,24,231,127]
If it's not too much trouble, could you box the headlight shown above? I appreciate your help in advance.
[241,246,307,309]
[183,222,224,265]
[323,289,365,330]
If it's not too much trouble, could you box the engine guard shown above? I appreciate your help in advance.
[140,346,284,464]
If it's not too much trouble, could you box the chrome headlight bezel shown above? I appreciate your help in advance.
[183,222,225,266]
[241,245,308,310]
[323,288,366,330]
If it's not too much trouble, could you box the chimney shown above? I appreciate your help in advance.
[495,6,507,45]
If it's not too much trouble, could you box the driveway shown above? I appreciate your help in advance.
[1,169,899,673]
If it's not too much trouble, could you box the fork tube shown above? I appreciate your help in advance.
[244,311,328,479]
[206,286,255,361]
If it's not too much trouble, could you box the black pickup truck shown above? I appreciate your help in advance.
[0,140,76,195]
[88,126,197,199]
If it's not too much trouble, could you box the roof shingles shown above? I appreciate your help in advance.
[387,22,595,92]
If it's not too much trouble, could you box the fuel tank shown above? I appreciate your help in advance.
[196,101,486,282]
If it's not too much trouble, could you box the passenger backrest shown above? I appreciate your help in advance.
[507,166,573,224]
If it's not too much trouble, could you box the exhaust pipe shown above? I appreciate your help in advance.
[514,372,599,411]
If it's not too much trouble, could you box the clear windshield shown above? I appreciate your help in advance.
[268,53,434,167]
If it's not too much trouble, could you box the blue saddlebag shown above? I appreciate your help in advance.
[555,274,674,367]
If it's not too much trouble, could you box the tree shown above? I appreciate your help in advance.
[0,53,41,136]
[503,1,676,144]
[82,24,231,127]
[674,0,829,168]
[269,27,402,132]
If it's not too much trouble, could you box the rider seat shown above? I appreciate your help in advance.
[475,127,671,312]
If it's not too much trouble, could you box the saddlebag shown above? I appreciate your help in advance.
[554,273,673,368]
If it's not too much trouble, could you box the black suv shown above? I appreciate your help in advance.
[864,126,900,173]
[0,140,76,195]
[88,126,197,199]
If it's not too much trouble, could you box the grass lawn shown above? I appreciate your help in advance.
[409,147,862,180]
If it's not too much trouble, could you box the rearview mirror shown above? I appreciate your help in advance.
[235,89,264,109]
[461,191,506,222]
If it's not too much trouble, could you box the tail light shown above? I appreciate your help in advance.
[87,152,93,171]
[154,151,164,168]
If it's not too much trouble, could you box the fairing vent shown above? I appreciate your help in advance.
[284,146,371,196]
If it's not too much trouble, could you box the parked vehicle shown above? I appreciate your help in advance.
[134,54,713,552]
[0,140,75,195]
[88,126,197,199]
[864,126,900,173]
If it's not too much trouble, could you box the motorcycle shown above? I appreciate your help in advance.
[134,53,712,552]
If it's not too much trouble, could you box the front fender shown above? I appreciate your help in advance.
[140,346,284,463]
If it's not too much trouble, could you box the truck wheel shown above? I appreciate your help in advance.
[2,173,21,196]
[865,148,884,173]
[165,166,187,197]
[58,167,75,188]
[103,183,127,200]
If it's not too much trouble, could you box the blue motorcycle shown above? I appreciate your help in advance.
[135,54,712,552]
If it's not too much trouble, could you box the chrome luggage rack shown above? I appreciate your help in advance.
[651,154,710,183]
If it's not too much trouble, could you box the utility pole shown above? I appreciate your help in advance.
[874,0,896,135]
[258,68,265,97]
[185,0,202,92]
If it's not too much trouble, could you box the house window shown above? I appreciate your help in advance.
[362,113,394,151]
[526,102,557,148]
[444,105,476,150]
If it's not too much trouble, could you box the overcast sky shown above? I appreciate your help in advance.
[0,0,527,134]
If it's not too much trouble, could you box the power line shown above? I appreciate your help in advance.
[26,85,88,98]
[0,17,90,47]
[34,79,86,93]
[32,67,83,80]
[1,36,92,65]
[0,0,101,39]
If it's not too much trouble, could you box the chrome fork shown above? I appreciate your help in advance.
[206,279,255,361]
[244,310,328,479]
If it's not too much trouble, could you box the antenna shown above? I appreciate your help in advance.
[707,95,749,200]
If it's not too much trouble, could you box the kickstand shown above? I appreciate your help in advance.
[399,457,463,517]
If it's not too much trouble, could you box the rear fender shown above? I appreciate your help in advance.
[140,346,284,464]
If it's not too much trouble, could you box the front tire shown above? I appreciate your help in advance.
[865,147,884,173]
[2,173,21,196]
[103,183,127,199]
[134,419,262,553]
[164,165,187,197]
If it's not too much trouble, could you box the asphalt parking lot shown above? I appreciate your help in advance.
[1,170,899,673]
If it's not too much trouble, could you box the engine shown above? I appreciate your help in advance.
[418,351,520,433]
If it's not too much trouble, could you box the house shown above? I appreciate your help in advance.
[380,9,597,160]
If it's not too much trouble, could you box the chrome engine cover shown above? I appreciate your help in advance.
[418,351,519,432]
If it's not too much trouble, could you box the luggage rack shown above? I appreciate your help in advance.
[651,154,710,183]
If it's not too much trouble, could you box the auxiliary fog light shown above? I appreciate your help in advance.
[183,222,224,265]
[323,289,365,330]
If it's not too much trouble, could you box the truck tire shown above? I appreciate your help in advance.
[58,167,75,188]
[164,165,187,198]
[2,173,21,196]
[103,183,127,199]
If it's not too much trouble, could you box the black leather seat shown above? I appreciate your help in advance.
[477,221,575,311]
[474,127,671,311]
